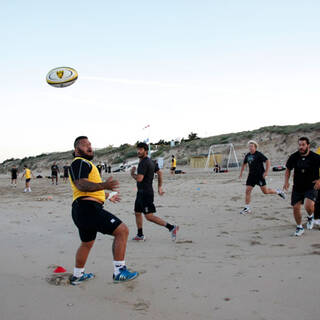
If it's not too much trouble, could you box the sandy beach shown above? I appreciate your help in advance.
[1,168,320,320]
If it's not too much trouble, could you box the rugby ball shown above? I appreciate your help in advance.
[46,67,78,88]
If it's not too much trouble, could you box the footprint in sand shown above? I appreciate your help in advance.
[176,240,193,244]
[46,272,73,286]
[250,240,262,246]
[46,265,72,286]
[134,300,150,312]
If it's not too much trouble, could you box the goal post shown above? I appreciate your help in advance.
[205,143,240,171]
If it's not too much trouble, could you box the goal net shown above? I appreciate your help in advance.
[205,143,240,172]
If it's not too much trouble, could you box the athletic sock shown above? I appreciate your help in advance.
[73,267,85,278]
[245,205,250,209]
[308,214,314,219]
[165,223,174,232]
[113,260,125,276]
[137,228,143,237]
[297,224,303,229]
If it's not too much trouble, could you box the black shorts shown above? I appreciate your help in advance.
[291,189,317,206]
[171,167,176,171]
[72,199,122,242]
[246,175,266,187]
[51,172,58,177]
[26,178,31,183]
[134,191,156,214]
[11,174,17,179]
[64,173,69,178]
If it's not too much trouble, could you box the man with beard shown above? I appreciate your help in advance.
[284,137,320,236]
[68,136,138,284]
[130,142,179,241]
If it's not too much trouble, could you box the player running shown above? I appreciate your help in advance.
[239,140,285,214]
[283,137,320,236]
[131,142,179,241]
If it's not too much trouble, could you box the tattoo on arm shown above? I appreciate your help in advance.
[75,179,105,192]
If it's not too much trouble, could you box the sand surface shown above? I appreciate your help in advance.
[1,168,320,320]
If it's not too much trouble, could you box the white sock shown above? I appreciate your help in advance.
[308,214,314,219]
[113,260,125,276]
[245,205,250,209]
[28,187,31,192]
[73,267,85,278]
[297,224,303,229]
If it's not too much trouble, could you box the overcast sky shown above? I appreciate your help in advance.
[1,0,319,162]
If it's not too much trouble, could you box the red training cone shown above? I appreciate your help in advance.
[53,266,67,273]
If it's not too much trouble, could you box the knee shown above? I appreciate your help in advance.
[114,223,129,237]
[145,214,154,221]
[81,241,94,250]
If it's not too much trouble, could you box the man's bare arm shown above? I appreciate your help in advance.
[157,170,163,188]
[74,177,119,192]
[264,160,271,176]
[283,168,291,191]
[239,163,247,178]
[130,166,144,182]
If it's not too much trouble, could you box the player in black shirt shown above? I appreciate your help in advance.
[130,142,179,241]
[284,137,320,236]
[10,165,18,187]
[51,162,60,185]
[239,140,285,214]
[63,163,70,183]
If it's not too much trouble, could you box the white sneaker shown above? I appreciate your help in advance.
[276,188,286,199]
[294,226,304,236]
[313,219,320,226]
[240,207,252,215]
[307,216,314,230]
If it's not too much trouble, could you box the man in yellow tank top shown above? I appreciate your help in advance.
[68,136,138,284]
[170,155,176,175]
[21,165,34,192]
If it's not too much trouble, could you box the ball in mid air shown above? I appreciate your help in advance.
[46,67,78,88]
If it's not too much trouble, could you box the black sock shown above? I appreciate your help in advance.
[138,228,143,237]
[165,223,174,231]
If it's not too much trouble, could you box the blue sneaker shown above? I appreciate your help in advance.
[113,266,139,282]
[69,272,94,285]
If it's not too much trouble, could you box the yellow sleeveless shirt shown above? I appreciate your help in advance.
[69,157,106,202]
[25,169,31,179]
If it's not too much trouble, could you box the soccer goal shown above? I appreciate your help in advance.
[205,143,240,172]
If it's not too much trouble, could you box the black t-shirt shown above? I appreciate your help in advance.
[137,157,160,194]
[286,151,320,192]
[51,165,59,173]
[63,165,70,176]
[11,168,18,177]
[244,151,268,177]
[69,159,92,182]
